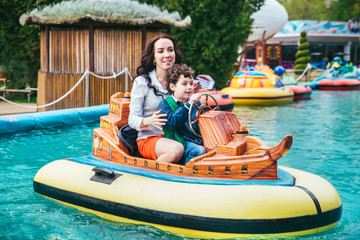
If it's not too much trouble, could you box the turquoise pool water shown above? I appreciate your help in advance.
[0,90,359,239]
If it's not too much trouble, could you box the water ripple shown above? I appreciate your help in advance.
[1,91,359,239]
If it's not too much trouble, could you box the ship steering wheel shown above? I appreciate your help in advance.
[188,93,220,138]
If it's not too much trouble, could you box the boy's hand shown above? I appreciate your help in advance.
[142,109,167,130]
[190,93,201,103]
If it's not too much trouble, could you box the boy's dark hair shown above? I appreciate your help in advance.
[166,64,194,94]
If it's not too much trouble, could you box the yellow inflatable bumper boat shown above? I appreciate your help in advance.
[221,71,294,105]
[33,92,341,238]
[34,157,341,239]
[222,87,294,105]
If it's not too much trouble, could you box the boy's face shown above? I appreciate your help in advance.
[170,74,195,103]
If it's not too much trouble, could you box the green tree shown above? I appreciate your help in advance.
[328,0,360,21]
[0,0,62,90]
[140,0,264,89]
[278,0,360,21]
[278,0,329,20]
[294,31,310,71]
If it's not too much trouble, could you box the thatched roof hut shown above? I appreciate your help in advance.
[21,0,190,111]
[20,0,190,28]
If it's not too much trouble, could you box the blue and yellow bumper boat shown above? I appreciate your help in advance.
[221,72,294,105]
[34,92,341,238]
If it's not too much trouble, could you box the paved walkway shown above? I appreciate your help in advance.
[0,102,37,116]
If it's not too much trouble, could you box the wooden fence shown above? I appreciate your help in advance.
[38,24,164,111]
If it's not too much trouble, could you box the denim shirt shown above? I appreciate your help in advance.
[158,98,203,145]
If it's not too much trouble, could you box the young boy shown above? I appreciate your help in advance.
[158,64,206,165]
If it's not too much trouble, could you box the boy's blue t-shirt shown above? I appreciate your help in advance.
[158,97,202,146]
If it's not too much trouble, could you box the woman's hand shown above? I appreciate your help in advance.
[141,110,167,130]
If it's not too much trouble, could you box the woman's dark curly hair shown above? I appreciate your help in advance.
[135,34,183,98]
[166,64,194,95]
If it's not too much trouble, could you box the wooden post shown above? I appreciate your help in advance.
[125,70,128,92]
[86,25,94,107]
[85,72,89,107]
[141,27,147,50]
[89,24,94,72]
[45,26,49,72]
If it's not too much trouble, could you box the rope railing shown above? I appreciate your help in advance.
[0,68,133,109]
[88,68,132,80]
[295,63,312,82]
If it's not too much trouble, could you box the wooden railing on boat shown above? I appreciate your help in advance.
[92,92,293,180]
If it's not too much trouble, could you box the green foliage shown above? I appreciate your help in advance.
[5,96,37,103]
[278,0,330,20]
[139,0,264,89]
[295,56,310,64]
[295,49,309,58]
[294,31,310,71]
[299,37,307,44]
[278,0,360,21]
[328,0,360,21]
[0,0,62,90]
[298,42,309,51]
[294,64,307,70]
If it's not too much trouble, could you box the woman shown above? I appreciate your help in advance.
[128,34,184,163]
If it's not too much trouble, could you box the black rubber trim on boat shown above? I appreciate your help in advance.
[219,103,234,111]
[296,185,322,214]
[34,181,342,234]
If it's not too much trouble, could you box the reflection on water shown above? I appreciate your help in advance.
[235,91,360,240]
[0,91,359,239]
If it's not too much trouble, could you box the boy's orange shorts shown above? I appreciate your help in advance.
[137,135,163,160]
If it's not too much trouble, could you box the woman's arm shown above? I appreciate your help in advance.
[128,77,149,131]
[129,77,167,131]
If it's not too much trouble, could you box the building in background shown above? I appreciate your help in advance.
[266,20,360,69]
